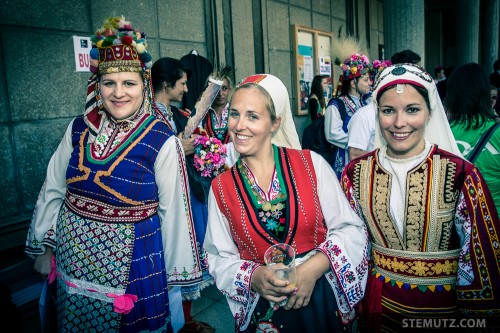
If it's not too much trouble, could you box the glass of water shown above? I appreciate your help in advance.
[264,243,297,287]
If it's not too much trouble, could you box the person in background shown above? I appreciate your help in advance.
[325,53,372,178]
[342,63,499,332]
[347,50,421,161]
[201,65,233,144]
[26,16,202,332]
[490,59,500,89]
[152,57,216,333]
[389,49,421,66]
[444,63,500,213]
[491,85,499,119]
[433,64,445,83]
[307,75,329,122]
[204,74,368,332]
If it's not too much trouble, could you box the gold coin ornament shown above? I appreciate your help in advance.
[262,201,272,211]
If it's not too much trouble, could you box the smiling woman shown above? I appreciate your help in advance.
[25,16,201,333]
[100,72,145,120]
[341,63,500,332]
[204,74,369,333]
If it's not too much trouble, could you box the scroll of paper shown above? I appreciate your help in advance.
[183,77,223,139]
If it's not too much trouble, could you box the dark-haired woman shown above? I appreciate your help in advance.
[307,75,328,121]
[342,63,500,332]
[444,63,500,213]
[152,57,215,333]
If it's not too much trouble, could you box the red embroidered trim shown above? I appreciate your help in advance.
[65,190,158,223]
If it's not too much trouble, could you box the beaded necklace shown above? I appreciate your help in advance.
[237,145,288,239]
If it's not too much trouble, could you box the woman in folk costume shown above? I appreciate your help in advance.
[25,16,201,332]
[324,37,373,179]
[201,65,233,144]
[204,74,369,332]
[223,75,301,167]
[341,63,500,332]
[151,57,216,333]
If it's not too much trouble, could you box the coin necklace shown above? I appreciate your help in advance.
[237,145,287,214]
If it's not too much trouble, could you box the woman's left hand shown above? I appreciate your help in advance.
[283,252,330,310]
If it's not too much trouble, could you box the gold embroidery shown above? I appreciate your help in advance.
[372,242,460,286]
[405,165,427,251]
[67,128,91,184]
[426,156,458,251]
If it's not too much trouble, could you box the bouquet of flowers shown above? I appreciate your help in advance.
[193,136,227,177]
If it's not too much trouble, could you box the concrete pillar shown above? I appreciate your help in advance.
[456,0,480,65]
[481,0,499,74]
[383,0,425,66]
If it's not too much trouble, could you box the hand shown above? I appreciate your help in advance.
[284,252,329,310]
[251,266,296,304]
[178,132,199,155]
[34,247,54,279]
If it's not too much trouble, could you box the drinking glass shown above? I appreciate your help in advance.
[264,243,297,288]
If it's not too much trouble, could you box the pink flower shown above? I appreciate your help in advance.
[107,293,138,315]
[47,256,57,284]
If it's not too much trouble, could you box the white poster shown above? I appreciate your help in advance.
[73,36,92,72]
[320,56,332,76]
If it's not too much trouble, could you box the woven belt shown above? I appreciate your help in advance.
[371,242,460,286]
[65,190,158,223]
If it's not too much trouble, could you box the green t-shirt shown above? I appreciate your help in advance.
[450,120,500,214]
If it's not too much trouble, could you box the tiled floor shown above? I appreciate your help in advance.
[190,284,235,333]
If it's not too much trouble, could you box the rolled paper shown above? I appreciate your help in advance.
[183,77,223,139]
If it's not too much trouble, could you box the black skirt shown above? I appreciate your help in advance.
[243,275,355,333]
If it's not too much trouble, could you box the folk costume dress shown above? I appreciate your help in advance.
[204,145,369,332]
[341,63,499,332]
[341,143,500,331]
[25,109,202,332]
[155,101,214,300]
[325,94,370,179]
[202,103,231,144]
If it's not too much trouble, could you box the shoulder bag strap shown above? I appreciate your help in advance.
[467,123,500,163]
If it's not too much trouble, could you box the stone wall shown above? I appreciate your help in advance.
[0,0,384,250]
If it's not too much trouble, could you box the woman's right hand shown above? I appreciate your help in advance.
[178,132,199,156]
[250,266,296,303]
[34,247,54,279]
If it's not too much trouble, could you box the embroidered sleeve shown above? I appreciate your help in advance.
[455,168,500,316]
[204,189,262,330]
[157,136,202,286]
[312,153,369,313]
[25,119,74,256]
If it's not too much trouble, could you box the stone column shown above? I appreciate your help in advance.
[383,0,425,65]
[481,0,499,74]
[456,0,480,65]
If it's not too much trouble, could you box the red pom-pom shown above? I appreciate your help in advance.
[121,35,133,45]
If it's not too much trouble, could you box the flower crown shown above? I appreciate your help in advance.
[335,53,371,80]
[89,16,152,75]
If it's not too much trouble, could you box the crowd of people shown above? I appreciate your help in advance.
[25,15,499,333]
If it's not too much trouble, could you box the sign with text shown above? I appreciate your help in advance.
[73,36,92,72]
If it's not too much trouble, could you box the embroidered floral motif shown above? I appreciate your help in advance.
[256,321,279,333]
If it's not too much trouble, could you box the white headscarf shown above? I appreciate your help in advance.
[372,63,462,157]
[238,74,301,149]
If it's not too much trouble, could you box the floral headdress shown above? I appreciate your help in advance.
[370,59,392,81]
[89,16,153,75]
[84,16,164,143]
[335,53,372,81]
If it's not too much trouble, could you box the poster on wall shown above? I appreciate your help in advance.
[292,25,333,116]
[298,45,314,111]
[73,36,92,72]
[319,56,331,76]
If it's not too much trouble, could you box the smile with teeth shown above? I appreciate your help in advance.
[112,101,128,106]
[236,134,251,140]
[392,132,411,139]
